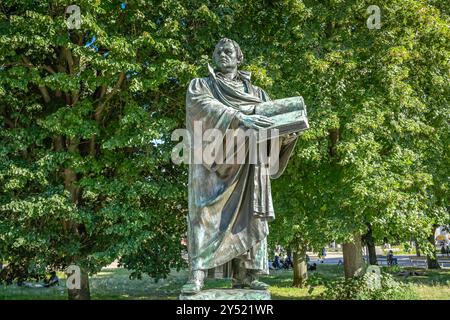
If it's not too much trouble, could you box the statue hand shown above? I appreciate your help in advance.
[237,114,274,129]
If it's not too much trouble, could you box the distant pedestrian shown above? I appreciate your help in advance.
[44,271,59,288]
[319,247,327,263]
[273,254,282,269]
[283,254,293,269]
[307,263,317,271]
[387,250,398,266]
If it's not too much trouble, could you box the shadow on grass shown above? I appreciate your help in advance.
[1,264,448,300]
[383,266,450,285]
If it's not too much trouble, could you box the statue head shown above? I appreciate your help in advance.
[213,38,243,73]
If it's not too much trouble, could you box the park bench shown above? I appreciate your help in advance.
[437,256,450,268]
[409,257,428,268]
[376,257,398,266]
[376,258,388,266]
[409,256,450,268]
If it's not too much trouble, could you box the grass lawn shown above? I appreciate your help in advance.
[1,265,449,300]
[388,267,450,300]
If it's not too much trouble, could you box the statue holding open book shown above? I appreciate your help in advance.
[181,38,309,296]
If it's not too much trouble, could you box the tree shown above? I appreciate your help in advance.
[342,235,364,278]
[1,0,314,299]
[0,0,194,299]
[1,0,448,299]
[258,0,449,278]
[362,224,377,265]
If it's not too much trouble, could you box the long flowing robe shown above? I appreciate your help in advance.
[186,66,297,273]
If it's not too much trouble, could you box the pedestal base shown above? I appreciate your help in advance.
[179,288,271,300]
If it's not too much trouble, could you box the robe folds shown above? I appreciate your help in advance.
[186,66,297,273]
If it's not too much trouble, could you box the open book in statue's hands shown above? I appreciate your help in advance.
[254,96,309,137]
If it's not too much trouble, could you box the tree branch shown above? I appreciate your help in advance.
[38,85,51,103]
[43,65,56,74]
[89,135,97,156]
[72,90,79,106]
[3,116,15,128]
[22,56,52,103]
[94,72,125,121]
[53,135,65,151]
[62,47,75,75]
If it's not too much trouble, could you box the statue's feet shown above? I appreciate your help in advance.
[249,279,269,290]
[232,279,269,290]
[233,278,269,290]
[231,263,269,291]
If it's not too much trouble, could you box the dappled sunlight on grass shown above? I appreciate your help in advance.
[96,272,114,278]
[413,285,450,300]
[1,265,448,300]
[386,267,450,300]
[0,285,67,300]
[269,286,321,300]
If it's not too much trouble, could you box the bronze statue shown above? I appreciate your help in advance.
[181,38,306,295]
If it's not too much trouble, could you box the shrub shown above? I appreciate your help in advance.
[319,273,416,300]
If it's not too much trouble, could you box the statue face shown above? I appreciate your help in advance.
[214,42,239,72]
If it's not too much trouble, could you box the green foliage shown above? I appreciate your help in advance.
[265,0,450,252]
[0,0,194,281]
[0,0,448,287]
[319,272,417,300]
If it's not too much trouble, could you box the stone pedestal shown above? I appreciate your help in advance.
[179,289,271,300]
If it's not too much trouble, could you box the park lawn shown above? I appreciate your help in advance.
[260,265,450,300]
[0,265,449,300]
[390,267,450,300]
[0,268,185,300]
[262,264,344,300]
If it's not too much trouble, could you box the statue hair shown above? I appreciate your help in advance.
[213,38,244,64]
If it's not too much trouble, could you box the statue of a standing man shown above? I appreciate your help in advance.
[181,38,299,294]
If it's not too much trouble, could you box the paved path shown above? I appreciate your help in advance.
[306,253,450,268]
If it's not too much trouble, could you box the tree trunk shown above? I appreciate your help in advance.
[415,239,421,256]
[62,138,91,299]
[343,234,363,279]
[427,226,440,269]
[367,243,377,265]
[292,244,308,287]
[362,225,378,265]
[67,268,90,300]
